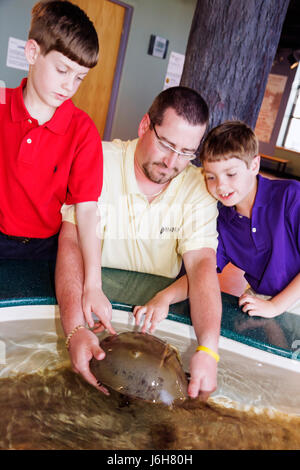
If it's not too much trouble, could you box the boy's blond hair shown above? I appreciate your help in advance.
[199,121,259,168]
[29,1,99,68]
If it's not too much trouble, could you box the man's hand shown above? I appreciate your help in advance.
[82,287,116,334]
[239,293,280,318]
[188,350,218,401]
[68,327,110,395]
[133,292,170,333]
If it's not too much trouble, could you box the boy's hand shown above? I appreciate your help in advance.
[239,294,280,318]
[188,350,217,401]
[133,293,170,333]
[82,287,116,334]
[68,327,109,395]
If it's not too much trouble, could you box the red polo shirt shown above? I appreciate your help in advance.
[0,78,103,237]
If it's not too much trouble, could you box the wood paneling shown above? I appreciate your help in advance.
[71,0,125,137]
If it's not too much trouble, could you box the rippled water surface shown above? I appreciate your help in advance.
[1,314,300,450]
[1,365,300,450]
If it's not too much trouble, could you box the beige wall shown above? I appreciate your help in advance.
[110,0,197,140]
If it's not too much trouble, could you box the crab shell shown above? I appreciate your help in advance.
[90,331,188,405]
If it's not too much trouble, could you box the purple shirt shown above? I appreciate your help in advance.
[216,174,300,296]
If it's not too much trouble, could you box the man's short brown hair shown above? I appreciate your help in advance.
[29,1,99,68]
[199,121,259,168]
[148,86,209,128]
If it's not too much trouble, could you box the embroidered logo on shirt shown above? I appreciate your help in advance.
[160,226,180,235]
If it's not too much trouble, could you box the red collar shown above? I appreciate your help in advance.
[10,78,75,135]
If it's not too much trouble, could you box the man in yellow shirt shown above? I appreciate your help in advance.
[56,86,222,401]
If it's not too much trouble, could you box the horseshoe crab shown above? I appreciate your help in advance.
[90,331,188,405]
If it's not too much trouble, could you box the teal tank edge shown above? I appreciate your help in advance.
[0,261,299,362]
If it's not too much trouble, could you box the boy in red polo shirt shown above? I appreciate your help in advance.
[0,1,113,331]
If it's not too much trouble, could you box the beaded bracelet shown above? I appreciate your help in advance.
[195,345,220,363]
[65,325,86,350]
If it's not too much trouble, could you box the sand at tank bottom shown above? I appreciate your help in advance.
[0,365,300,450]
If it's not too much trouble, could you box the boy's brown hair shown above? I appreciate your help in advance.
[29,1,99,68]
[199,120,259,168]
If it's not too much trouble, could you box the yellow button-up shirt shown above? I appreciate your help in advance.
[61,139,218,278]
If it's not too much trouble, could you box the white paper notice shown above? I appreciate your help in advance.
[6,37,29,72]
[163,51,185,90]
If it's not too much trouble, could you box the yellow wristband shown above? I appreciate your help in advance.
[195,345,220,363]
[65,325,85,350]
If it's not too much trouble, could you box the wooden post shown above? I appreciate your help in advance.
[180,0,290,130]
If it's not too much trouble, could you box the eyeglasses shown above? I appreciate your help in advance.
[151,121,198,161]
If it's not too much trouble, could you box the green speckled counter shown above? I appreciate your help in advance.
[0,260,56,307]
[0,260,299,361]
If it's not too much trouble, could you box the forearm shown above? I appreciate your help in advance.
[190,281,221,351]
[185,250,222,351]
[55,222,85,335]
[75,203,114,331]
[76,202,102,288]
[271,272,300,314]
[55,223,109,393]
[155,275,189,304]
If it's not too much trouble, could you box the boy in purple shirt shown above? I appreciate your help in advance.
[200,120,300,318]
[134,121,300,331]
